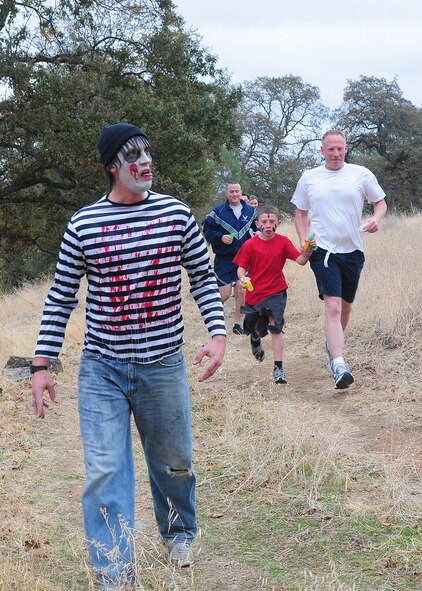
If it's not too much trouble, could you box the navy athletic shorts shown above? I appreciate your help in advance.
[309,248,365,303]
[214,255,239,287]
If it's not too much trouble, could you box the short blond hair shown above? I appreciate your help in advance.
[322,129,346,143]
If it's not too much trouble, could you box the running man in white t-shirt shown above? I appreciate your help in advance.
[291,129,387,389]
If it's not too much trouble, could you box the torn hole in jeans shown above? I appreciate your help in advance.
[166,466,193,477]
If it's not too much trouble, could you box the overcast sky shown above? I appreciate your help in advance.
[174,0,421,110]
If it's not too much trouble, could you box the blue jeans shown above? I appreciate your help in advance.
[78,349,196,580]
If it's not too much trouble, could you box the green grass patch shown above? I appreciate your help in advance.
[201,490,422,591]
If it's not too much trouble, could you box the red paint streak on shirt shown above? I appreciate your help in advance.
[102,323,122,332]
[113,275,130,284]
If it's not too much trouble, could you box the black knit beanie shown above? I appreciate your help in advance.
[97,122,150,168]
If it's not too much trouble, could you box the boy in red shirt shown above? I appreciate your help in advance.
[234,205,314,384]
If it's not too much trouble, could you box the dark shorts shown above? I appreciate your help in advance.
[241,291,287,337]
[310,248,365,303]
[214,255,239,287]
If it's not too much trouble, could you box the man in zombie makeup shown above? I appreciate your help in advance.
[31,122,226,589]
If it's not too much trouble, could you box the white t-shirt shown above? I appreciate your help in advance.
[229,203,243,219]
[291,163,385,253]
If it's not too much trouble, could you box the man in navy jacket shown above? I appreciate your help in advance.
[203,182,257,334]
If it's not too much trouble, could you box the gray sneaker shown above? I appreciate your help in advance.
[334,363,354,389]
[274,366,287,384]
[323,339,334,375]
[164,538,194,568]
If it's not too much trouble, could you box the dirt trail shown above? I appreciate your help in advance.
[193,297,422,465]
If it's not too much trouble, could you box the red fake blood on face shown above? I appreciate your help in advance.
[129,163,139,179]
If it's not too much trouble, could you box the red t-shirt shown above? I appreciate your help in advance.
[233,234,300,305]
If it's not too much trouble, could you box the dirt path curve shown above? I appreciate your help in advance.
[189,295,422,467]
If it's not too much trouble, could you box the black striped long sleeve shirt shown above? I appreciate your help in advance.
[34,192,226,363]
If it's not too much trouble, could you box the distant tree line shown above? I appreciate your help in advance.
[230,75,422,216]
[1,0,421,291]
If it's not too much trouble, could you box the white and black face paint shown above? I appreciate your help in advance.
[111,136,153,194]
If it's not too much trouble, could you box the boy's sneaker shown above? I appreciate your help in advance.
[334,364,354,389]
[233,323,244,335]
[323,339,334,375]
[250,336,265,361]
[164,538,194,568]
[274,366,287,384]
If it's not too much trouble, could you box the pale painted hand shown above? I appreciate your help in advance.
[32,371,58,419]
[193,335,226,382]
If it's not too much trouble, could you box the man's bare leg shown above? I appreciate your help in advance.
[233,280,245,326]
[323,296,354,388]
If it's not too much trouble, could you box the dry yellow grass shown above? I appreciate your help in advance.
[0,214,421,590]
